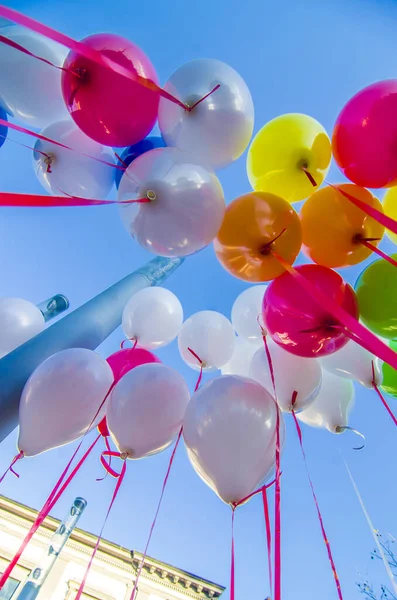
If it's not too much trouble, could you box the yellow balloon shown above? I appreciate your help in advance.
[383,187,397,245]
[246,113,332,203]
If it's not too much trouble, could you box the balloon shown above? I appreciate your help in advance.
[221,337,259,377]
[178,311,235,371]
[250,339,322,412]
[332,80,397,188]
[183,375,284,505]
[0,297,45,359]
[263,264,359,358]
[214,192,302,282]
[297,371,355,433]
[61,33,159,147]
[382,188,397,246]
[300,184,384,268]
[33,120,115,199]
[0,107,7,148]
[115,136,166,188]
[247,113,331,203]
[381,339,397,397]
[107,363,190,459]
[18,348,114,456]
[355,255,397,339]
[106,347,160,382]
[158,58,254,170]
[118,147,225,257]
[319,339,382,388]
[0,26,69,128]
[231,285,268,343]
[122,287,183,350]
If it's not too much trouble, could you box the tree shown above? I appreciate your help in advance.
[357,534,397,599]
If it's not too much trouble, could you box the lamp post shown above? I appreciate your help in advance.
[0,256,184,442]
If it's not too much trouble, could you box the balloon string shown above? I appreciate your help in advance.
[75,458,127,600]
[187,347,204,392]
[262,486,273,595]
[96,437,114,481]
[0,6,188,111]
[360,239,397,269]
[301,166,317,187]
[0,35,81,78]
[187,83,221,111]
[0,379,116,590]
[0,117,125,172]
[0,191,151,207]
[0,133,54,170]
[230,508,236,600]
[0,433,101,591]
[371,361,397,427]
[114,152,129,170]
[0,451,24,485]
[269,249,397,371]
[327,182,397,237]
[120,338,139,350]
[129,428,182,600]
[335,426,366,450]
[291,392,344,600]
[231,476,277,509]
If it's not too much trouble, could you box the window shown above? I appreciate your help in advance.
[0,576,20,599]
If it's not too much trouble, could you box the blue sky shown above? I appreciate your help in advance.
[0,0,397,598]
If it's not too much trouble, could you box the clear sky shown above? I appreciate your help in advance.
[0,0,397,598]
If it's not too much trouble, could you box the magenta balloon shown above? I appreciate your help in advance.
[333,80,397,188]
[106,347,160,383]
[263,265,359,358]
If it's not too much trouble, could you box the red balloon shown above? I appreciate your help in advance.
[333,80,397,188]
[97,347,160,437]
[62,33,159,147]
[263,264,358,358]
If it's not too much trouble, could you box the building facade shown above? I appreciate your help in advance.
[0,496,224,600]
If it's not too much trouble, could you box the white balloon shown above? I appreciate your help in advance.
[0,298,45,359]
[183,375,284,505]
[0,26,70,128]
[107,363,190,459]
[118,147,225,257]
[221,337,258,377]
[297,371,355,433]
[319,339,382,388]
[178,311,235,371]
[122,287,183,350]
[33,120,115,199]
[231,285,268,344]
[250,339,322,412]
[18,348,114,456]
[158,58,254,170]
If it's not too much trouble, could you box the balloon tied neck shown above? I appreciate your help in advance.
[120,451,130,460]
[352,233,381,245]
[43,153,54,174]
[146,190,156,201]
[185,84,221,112]
[259,228,287,255]
[299,162,317,187]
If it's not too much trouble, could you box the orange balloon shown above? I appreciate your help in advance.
[300,184,384,268]
[214,192,302,282]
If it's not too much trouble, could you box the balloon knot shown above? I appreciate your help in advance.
[44,153,54,174]
[120,451,129,460]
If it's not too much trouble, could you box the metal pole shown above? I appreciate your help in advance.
[36,294,70,322]
[16,497,87,600]
[0,256,183,442]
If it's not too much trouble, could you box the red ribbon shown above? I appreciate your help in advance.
[291,392,344,600]
[230,508,236,600]
[360,239,397,269]
[371,361,397,427]
[129,429,182,600]
[120,338,138,350]
[187,347,204,392]
[262,486,273,594]
[0,380,116,590]
[0,34,75,76]
[269,250,397,371]
[329,184,397,237]
[0,6,187,111]
[0,433,101,590]
[0,191,151,207]
[0,450,24,484]
[75,456,127,600]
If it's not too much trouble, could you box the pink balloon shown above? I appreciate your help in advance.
[333,80,397,188]
[98,347,160,437]
[106,347,160,383]
[62,33,159,147]
[263,264,358,358]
